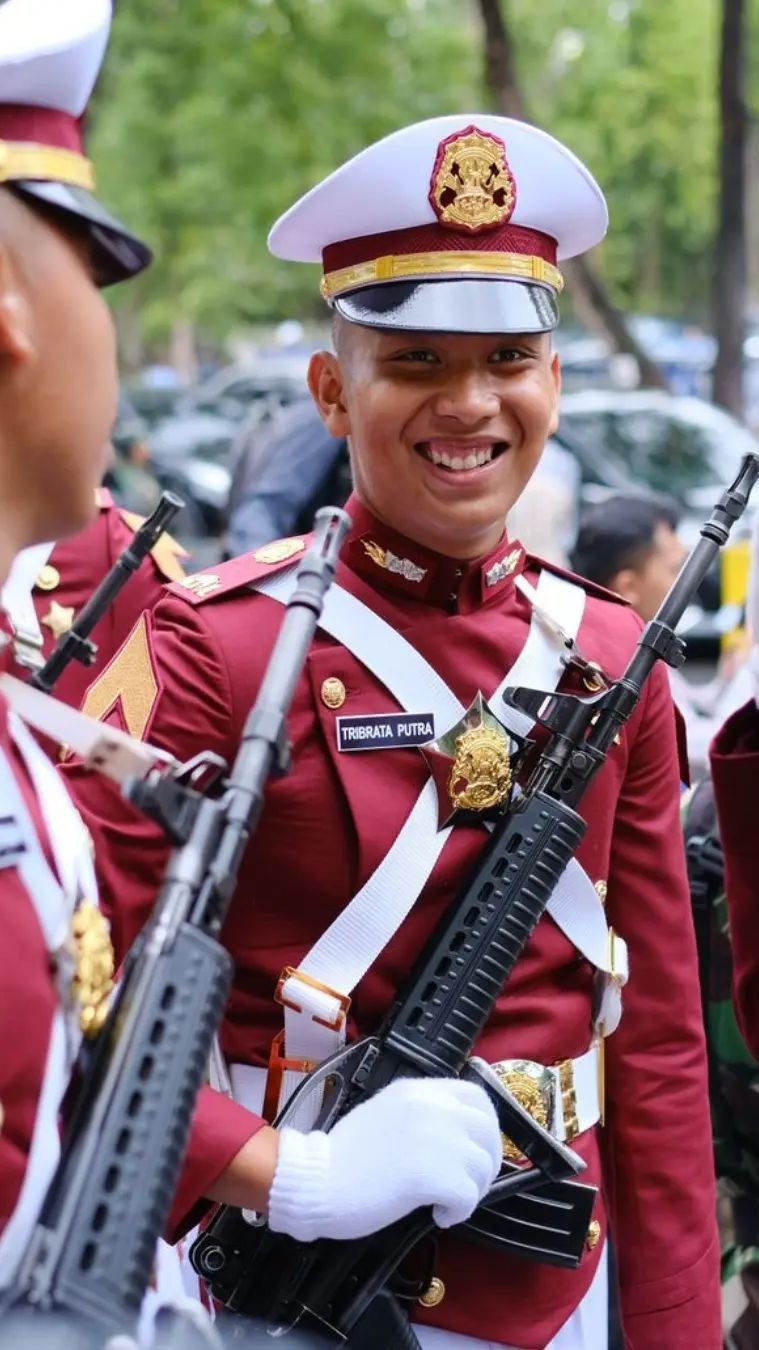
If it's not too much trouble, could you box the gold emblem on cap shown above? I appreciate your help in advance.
[448,724,512,813]
[321,677,346,709]
[35,564,61,592]
[41,600,76,641]
[586,1219,602,1251]
[418,1276,446,1308]
[430,125,516,234]
[70,900,115,1039]
[179,573,221,599]
[253,538,305,565]
[362,540,427,583]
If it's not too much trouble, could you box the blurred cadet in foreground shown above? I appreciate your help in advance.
[570,493,752,778]
[0,0,151,1317]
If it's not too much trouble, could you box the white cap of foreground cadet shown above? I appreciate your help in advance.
[0,0,151,284]
[268,114,608,335]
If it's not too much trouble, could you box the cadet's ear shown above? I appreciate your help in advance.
[547,349,561,436]
[607,566,639,608]
[0,241,33,366]
[308,350,352,439]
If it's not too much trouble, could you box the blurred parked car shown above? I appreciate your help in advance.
[557,389,758,656]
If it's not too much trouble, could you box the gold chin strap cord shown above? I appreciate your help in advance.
[0,139,95,191]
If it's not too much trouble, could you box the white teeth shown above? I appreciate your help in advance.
[425,445,497,470]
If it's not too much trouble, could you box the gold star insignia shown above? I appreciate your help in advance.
[41,600,76,640]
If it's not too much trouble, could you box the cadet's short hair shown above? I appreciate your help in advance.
[570,492,680,589]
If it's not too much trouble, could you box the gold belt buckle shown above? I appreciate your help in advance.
[558,1058,579,1140]
[491,1058,556,1162]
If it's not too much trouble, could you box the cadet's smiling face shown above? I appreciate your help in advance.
[308,319,561,559]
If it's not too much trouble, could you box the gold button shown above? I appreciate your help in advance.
[586,1219,602,1250]
[321,677,346,710]
[418,1276,446,1308]
[253,538,305,565]
[35,563,61,592]
[594,880,608,905]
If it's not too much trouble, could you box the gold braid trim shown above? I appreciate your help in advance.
[0,140,95,190]
[321,250,563,300]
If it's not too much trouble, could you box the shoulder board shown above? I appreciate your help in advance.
[524,553,630,608]
[168,535,311,606]
[118,508,190,583]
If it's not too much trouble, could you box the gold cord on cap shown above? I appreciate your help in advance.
[321,250,564,300]
[0,140,95,191]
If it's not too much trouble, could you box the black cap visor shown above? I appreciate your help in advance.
[11,180,152,286]
[334,277,559,335]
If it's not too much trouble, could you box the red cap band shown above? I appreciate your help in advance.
[0,105,84,153]
[322,222,557,274]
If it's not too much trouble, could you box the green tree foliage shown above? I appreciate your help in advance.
[92,0,724,345]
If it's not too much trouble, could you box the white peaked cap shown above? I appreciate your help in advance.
[268,115,608,335]
[269,114,608,263]
[0,0,151,284]
[0,0,111,116]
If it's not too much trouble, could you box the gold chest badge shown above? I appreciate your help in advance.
[429,125,517,234]
[70,900,115,1038]
[448,724,512,812]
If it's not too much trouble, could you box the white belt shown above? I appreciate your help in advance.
[229,1048,601,1144]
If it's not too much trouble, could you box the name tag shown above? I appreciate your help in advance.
[336,713,435,752]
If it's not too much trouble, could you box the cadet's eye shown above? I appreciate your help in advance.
[490,346,532,364]
[391,349,440,364]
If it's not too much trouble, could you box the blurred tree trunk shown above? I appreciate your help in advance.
[712,0,748,417]
[476,0,668,391]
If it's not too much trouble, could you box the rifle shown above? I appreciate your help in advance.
[2,507,351,1349]
[30,490,184,694]
[191,454,759,1347]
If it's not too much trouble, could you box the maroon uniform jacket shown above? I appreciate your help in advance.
[0,647,63,1237]
[64,497,720,1349]
[5,489,187,710]
[711,698,759,1058]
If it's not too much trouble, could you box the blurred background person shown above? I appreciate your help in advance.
[225,396,348,556]
[570,492,752,779]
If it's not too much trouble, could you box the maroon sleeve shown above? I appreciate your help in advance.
[711,698,759,1058]
[167,1087,265,1240]
[602,662,720,1347]
[63,596,264,1231]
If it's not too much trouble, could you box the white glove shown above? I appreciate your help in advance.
[268,1076,502,1243]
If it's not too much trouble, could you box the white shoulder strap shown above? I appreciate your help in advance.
[0,736,81,1286]
[1,541,55,672]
